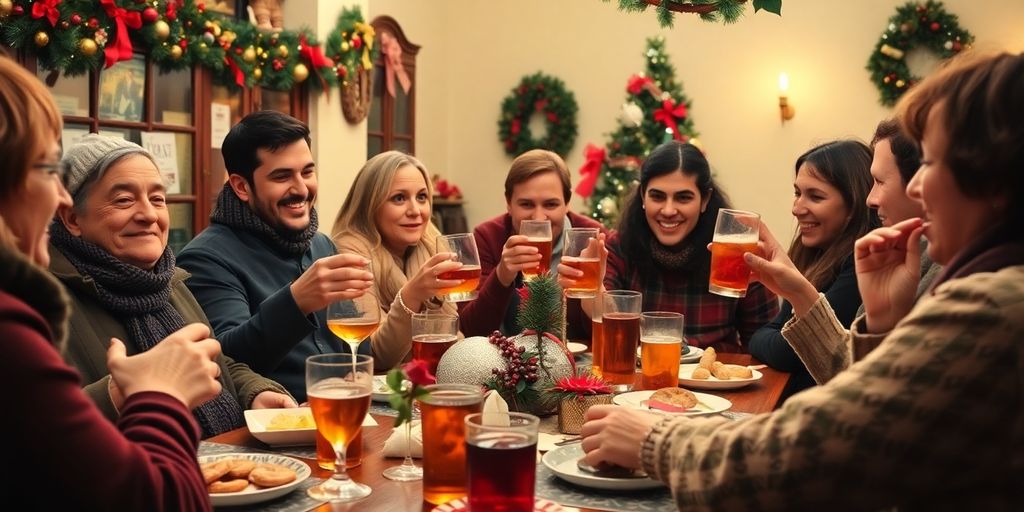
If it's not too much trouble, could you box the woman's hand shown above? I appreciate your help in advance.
[403,252,465,308]
[494,234,542,287]
[251,391,298,409]
[579,405,660,470]
[855,217,924,333]
[106,323,223,409]
[740,221,819,316]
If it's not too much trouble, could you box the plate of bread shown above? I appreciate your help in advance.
[677,347,763,390]
[612,388,731,416]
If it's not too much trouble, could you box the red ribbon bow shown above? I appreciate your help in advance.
[31,0,61,27]
[653,99,688,140]
[100,0,142,68]
[626,74,653,95]
[299,34,334,95]
[575,144,606,198]
[380,31,411,97]
[224,57,245,87]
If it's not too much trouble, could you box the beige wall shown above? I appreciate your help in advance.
[313,0,1024,240]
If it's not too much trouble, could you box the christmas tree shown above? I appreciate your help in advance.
[577,36,699,228]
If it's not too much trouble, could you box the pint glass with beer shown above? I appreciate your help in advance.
[419,384,485,505]
[709,209,760,298]
[640,311,684,390]
[599,290,642,391]
[562,227,601,298]
[436,233,482,302]
[519,220,552,282]
[410,311,459,376]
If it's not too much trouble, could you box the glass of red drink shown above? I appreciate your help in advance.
[464,412,540,512]
[709,209,760,298]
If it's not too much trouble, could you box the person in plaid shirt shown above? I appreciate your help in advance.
[602,141,778,352]
[578,51,1024,511]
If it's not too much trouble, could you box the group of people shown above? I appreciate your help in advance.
[1,46,1021,510]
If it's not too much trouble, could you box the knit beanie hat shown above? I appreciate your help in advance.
[62,133,158,199]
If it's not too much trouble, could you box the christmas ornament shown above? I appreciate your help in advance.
[70,13,81,25]
[599,196,618,217]
[242,47,256,63]
[880,44,905,60]
[619,102,644,127]
[153,20,170,40]
[94,29,108,46]
[277,44,289,58]
[87,17,98,29]
[142,7,158,23]
[351,34,362,49]
[253,67,262,79]
[0,0,12,17]
[79,38,98,56]
[341,41,350,52]
[202,32,215,45]
[336,65,347,78]
[34,32,50,47]
[292,62,309,82]
[169,44,183,59]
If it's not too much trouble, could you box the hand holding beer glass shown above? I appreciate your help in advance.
[640,312,684,390]
[306,354,374,501]
[465,412,540,512]
[436,233,482,302]
[560,227,603,299]
[519,220,552,281]
[709,209,761,297]
[599,290,642,391]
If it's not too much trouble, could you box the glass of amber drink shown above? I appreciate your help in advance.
[590,296,604,379]
[640,312,684,390]
[600,290,642,391]
[436,233,482,302]
[519,220,552,282]
[327,292,381,363]
[465,412,540,512]
[410,312,459,376]
[562,227,601,298]
[418,384,485,505]
[709,209,760,298]
[306,354,374,501]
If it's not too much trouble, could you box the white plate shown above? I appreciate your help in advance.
[566,342,588,355]
[677,363,763,390]
[244,408,315,447]
[541,443,665,491]
[635,345,704,364]
[612,390,731,416]
[372,375,395,402]
[199,452,310,507]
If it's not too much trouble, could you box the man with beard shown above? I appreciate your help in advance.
[178,111,373,401]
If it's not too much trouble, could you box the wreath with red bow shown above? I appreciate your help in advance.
[497,72,578,158]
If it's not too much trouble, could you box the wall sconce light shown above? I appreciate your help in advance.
[778,73,795,123]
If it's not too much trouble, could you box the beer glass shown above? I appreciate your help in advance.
[306,353,373,501]
[465,412,540,512]
[315,429,362,471]
[436,233,482,302]
[709,209,760,297]
[327,292,381,364]
[640,311,684,390]
[410,311,459,376]
[599,290,641,391]
[590,296,604,379]
[419,384,485,505]
[562,227,601,298]
[519,220,552,282]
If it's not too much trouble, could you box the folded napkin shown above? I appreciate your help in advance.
[382,420,423,458]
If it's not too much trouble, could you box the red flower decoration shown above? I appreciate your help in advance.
[550,373,612,400]
[402,359,436,386]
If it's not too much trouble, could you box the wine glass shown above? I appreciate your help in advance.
[327,292,381,365]
[306,353,374,501]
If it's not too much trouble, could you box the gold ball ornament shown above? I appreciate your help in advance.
[0,0,13,17]
[340,41,350,52]
[34,32,50,47]
[896,79,906,88]
[169,44,183,60]
[79,38,98,56]
[292,63,309,82]
[277,44,289,58]
[242,47,256,63]
[253,67,262,80]
[154,20,170,40]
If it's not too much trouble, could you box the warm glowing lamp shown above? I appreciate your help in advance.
[778,73,795,123]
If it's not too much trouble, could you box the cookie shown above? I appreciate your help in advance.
[249,463,297,488]
[200,460,231,484]
[208,478,249,493]
[225,458,256,479]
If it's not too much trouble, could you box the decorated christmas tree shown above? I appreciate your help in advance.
[577,36,699,228]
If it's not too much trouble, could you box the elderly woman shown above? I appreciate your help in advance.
[49,134,294,438]
[579,51,1024,510]
[331,151,462,367]
[0,55,220,509]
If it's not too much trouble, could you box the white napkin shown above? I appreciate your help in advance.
[382,420,423,458]
[481,389,511,426]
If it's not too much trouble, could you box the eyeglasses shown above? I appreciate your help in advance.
[33,161,71,190]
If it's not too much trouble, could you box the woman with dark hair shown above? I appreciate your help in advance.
[561,141,778,351]
[578,51,1024,510]
[748,140,878,395]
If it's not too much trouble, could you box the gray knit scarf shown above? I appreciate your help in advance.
[50,222,244,437]
[210,182,318,256]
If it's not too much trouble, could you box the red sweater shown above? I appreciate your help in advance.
[458,211,610,339]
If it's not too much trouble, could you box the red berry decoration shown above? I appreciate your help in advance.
[930,22,940,31]
[142,7,158,23]
[272,59,284,71]
[70,14,82,25]
[87,17,99,29]
[178,39,188,49]
[952,41,962,52]
[336,65,347,78]
[352,36,362,49]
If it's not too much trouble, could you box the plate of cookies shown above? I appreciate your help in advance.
[199,453,311,507]
[244,407,316,447]
[612,388,731,416]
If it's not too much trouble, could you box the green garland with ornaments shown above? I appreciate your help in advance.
[497,72,578,158]
[0,0,377,92]
[866,0,973,107]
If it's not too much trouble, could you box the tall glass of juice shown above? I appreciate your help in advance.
[465,412,540,512]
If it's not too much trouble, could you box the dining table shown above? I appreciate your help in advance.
[207,352,790,511]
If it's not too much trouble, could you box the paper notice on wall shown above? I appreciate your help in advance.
[140,132,181,195]
[61,127,91,151]
[211,102,231,149]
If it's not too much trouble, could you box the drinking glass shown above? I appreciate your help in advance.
[562,227,601,298]
[590,296,604,379]
[709,209,760,298]
[327,292,381,363]
[419,383,485,505]
[640,312,684,390]
[465,412,540,512]
[599,290,641,391]
[436,233,482,302]
[410,311,459,376]
[306,353,374,502]
[519,220,552,282]
[315,429,362,470]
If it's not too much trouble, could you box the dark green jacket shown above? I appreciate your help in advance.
[49,246,290,422]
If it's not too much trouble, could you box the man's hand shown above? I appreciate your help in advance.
[855,217,924,333]
[291,253,374,315]
[495,234,542,287]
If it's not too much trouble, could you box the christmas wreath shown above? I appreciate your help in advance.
[866,1,973,106]
[497,72,578,158]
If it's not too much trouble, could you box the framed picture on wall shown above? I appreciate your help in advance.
[98,55,145,122]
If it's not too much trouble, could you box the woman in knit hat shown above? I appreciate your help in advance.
[50,133,296,438]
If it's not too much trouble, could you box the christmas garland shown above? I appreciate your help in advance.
[610,0,782,28]
[0,1,377,92]
[866,1,972,106]
[497,72,578,158]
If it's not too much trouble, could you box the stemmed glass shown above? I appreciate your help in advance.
[327,291,381,365]
[306,353,374,501]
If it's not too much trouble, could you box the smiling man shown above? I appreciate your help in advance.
[178,111,373,401]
